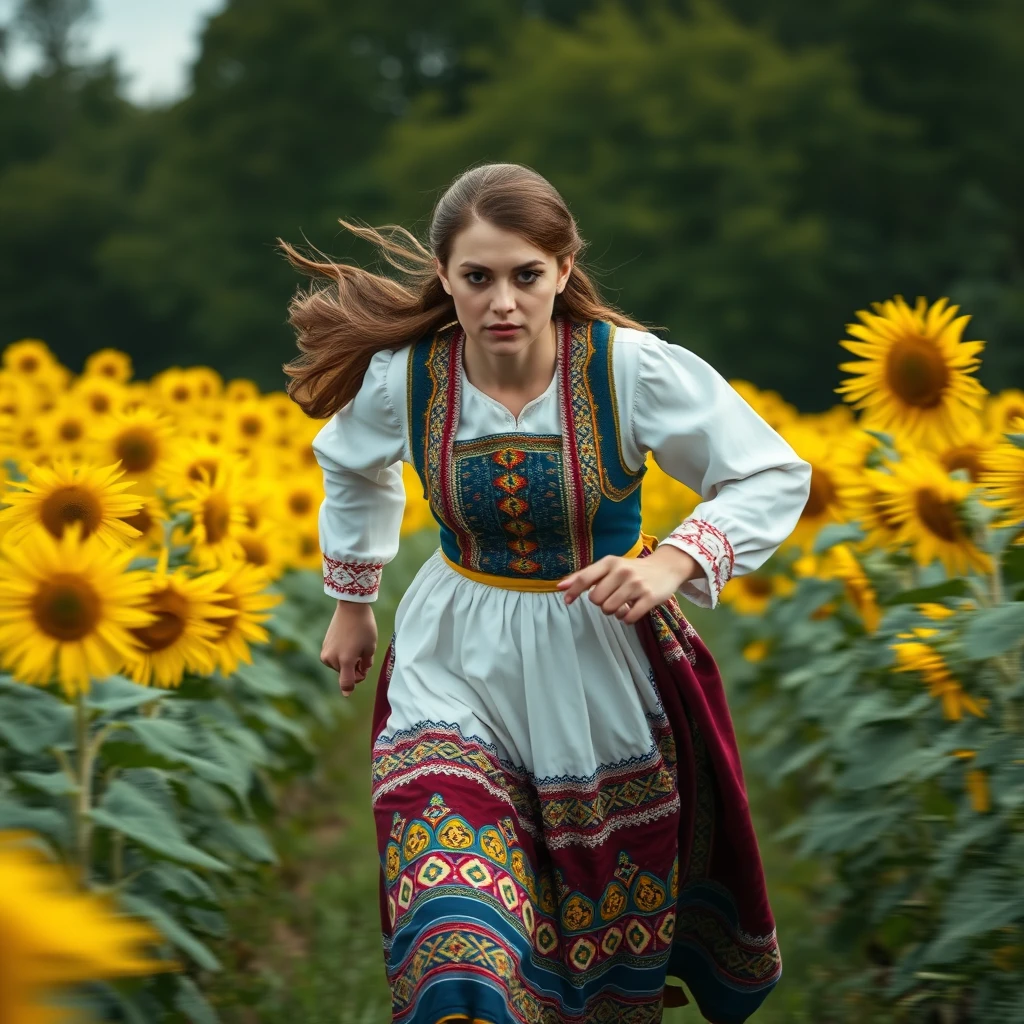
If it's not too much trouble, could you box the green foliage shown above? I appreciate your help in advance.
[0,565,342,1023]
[729,536,1024,1021]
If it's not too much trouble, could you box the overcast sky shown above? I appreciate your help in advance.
[1,0,226,104]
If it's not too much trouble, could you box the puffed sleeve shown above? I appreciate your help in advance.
[631,333,811,609]
[311,347,407,603]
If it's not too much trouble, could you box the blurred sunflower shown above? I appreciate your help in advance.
[274,473,320,529]
[2,340,67,387]
[291,520,322,570]
[780,425,845,549]
[224,379,260,403]
[979,440,1024,526]
[223,398,274,455]
[934,419,998,484]
[92,407,176,490]
[70,373,129,417]
[122,548,235,688]
[742,639,771,663]
[34,397,95,464]
[0,459,145,548]
[234,521,291,577]
[0,522,154,696]
[825,544,880,633]
[204,560,282,677]
[189,366,224,403]
[153,437,237,498]
[149,368,201,417]
[120,493,168,553]
[0,832,171,1024]
[175,464,250,569]
[82,348,133,384]
[892,629,985,720]
[985,389,1024,436]
[836,466,903,551]
[882,452,990,575]
[835,296,986,447]
[720,571,794,616]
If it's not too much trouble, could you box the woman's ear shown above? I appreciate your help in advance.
[435,257,451,296]
[557,254,574,294]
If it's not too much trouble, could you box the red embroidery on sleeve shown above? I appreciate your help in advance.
[323,554,384,597]
[665,519,735,599]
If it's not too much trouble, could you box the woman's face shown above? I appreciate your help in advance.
[436,217,573,356]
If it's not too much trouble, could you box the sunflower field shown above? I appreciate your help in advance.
[2,295,1023,1023]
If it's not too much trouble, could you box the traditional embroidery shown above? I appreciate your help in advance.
[665,519,735,601]
[322,553,383,597]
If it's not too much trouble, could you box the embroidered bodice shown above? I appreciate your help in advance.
[312,318,811,608]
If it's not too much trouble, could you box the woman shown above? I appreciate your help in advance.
[281,163,811,1024]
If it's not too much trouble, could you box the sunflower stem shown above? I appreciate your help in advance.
[74,691,95,886]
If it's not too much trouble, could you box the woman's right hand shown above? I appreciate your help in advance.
[320,600,378,697]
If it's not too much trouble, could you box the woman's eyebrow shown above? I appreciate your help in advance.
[458,259,546,271]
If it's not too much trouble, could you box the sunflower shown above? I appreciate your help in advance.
[836,466,903,551]
[188,366,224,403]
[224,379,261,403]
[985,389,1024,436]
[274,473,320,529]
[291,520,322,570]
[0,459,146,549]
[0,832,171,1024]
[152,437,238,499]
[82,348,133,384]
[232,520,291,579]
[2,339,65,383]
[174,463,250,569]
[34,397,95,463]
[70,373,129,417]
[779,425,845,549]
[222,398,274,455]
[91,407,176,490]
[979,440,1024,525]
[891,630,985,721]
[120,494,168,554]
[149,368,201,417]
[720,571,794,616]
[742,639,771,663]
[934,418,998,484]
[121,548,236,687]
[204,560,282,677]
[825,544,880,632]
[0,522,155,696]
[881,452,991,575]
[835,296,986,447]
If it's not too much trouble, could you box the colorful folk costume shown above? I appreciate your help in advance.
[312,318,812,1024]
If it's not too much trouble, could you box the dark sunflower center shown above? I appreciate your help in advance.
[123,506,153,535]
[742,575,773,598]
[187,459,220,486]
[299,535,318,556]
[240,536,269,565]
[802,467,837,519]
[212,594,241,637]
[240,415,262,437]
[915,488,961,542]
[18,355,39,373]
[885,335,949,409]
[203,494,232,543]
[130,586,188,652]
[59,420,84,442]
[115,428,158,473]
[171,385,190,403]
[41,486,103,538]
[90,394,112,413]
[32,575,101,640]
[940,447,982,483]
[289,492,313,516]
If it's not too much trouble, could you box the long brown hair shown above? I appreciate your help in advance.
[279,162,653,420]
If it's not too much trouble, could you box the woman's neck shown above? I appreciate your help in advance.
[462,317,559,393]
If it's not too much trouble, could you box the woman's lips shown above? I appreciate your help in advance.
[487,325,522,337]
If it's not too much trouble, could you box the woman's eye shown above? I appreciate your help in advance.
[463,270,542,285]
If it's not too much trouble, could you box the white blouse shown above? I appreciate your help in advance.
[312,326,811,609]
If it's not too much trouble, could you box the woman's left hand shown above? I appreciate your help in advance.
[557,546,701,624]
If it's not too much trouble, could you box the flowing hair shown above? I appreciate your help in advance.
[278,162,653,420]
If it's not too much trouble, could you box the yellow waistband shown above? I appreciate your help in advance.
[439,532,659,592]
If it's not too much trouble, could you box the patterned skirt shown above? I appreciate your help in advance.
[369,548,781,1023]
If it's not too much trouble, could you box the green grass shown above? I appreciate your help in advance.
[209,537,824,1022]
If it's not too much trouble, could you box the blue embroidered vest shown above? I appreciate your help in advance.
[406,317,646,579]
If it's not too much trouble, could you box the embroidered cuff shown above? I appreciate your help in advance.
[660,519,735,609]
[323,554,384,602]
